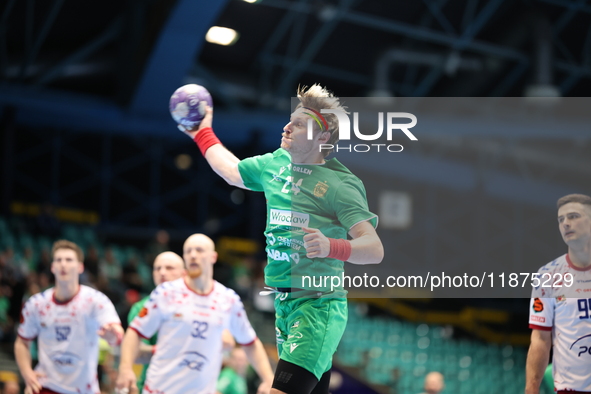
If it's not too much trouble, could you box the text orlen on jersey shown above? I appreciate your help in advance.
[307,110,418,153]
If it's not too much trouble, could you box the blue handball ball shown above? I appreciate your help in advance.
[169,84,213,131]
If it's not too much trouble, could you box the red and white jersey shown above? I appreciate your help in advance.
[529,254,591,392]
[130,278,257,394]
[18,285,121,394]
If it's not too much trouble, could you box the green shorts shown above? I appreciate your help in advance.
[274,294,348,380]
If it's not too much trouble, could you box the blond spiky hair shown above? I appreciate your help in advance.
[296,84,348,157]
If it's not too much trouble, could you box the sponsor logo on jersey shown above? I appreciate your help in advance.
[533,298,544,313]
[279,164,290,176]
[139,307,148,318]
[51,352,81,374]
[55,326,71,342]
[292,165,312,175]
[277,236,304,250]
[556,295,566,303]
[569,334,591,357]
[313,181,329,197]
[266,232,276,245]
[288,332,303,339]
[270,209,310,227]
[277,292,289,301]
[174,313,183,319]
[291,321,300,328]
[531,315,546,323]
[267,249,290,262]
[179,351,208,371]
[290,343,299,353]
[269,174,283,183]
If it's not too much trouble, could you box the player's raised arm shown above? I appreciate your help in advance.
[181,107,247,189]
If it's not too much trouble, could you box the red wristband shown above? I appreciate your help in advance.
[327,238,352,261]
[193,127,221,156]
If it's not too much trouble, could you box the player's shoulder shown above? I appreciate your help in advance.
[25,287,54,307]
[212,281,241,302]
[152,277,185,296]
[537,254,568,273]
[323,158,360,181]
[131,295,150,309]
[79,284,110,299]
[245,149,285,163]
[273,148,289,158]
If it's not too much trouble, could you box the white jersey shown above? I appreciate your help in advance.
[529,254,591,392]
[130,278,257,394]
[18,285,121,394]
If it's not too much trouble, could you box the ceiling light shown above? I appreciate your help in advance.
[242,0,260,3]
[205,26,239,46]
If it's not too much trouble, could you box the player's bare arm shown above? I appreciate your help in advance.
[116,329,142,394]
[302,221,383,264]
[181,107,247,189]
[242,338,274,394]
[14,337,44,394]
[525,329,552,394]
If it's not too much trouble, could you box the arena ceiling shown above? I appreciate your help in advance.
[1,0,590,110]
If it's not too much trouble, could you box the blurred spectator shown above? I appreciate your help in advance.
[233,256,255,301]
[121,256,143,293]
[37,272,52,291]
[0,249,17,285]
[96,274,121,307]
[0,371,19,394]
[98,338,116,394]
[22,246,36,275]
[24,273,41,299]
[35,248,52,278]
[119,289,141,331]
[146,229,170,264]
[99,246,122,292]
[418,371,444,394]
[0,248,26,335]
[0,283,11,342]
[216,347,249,394]
[35,202,61,238]
[84,244,101,286]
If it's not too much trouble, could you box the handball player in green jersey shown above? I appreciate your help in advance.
[183,84,384,394]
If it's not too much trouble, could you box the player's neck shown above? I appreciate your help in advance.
[184,275,214,295]
[54,281,80,302]
[568,243,591,268]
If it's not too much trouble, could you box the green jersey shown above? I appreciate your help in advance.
[128,296,157,391]
[238,148,377,291]
[216,367,247,394]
